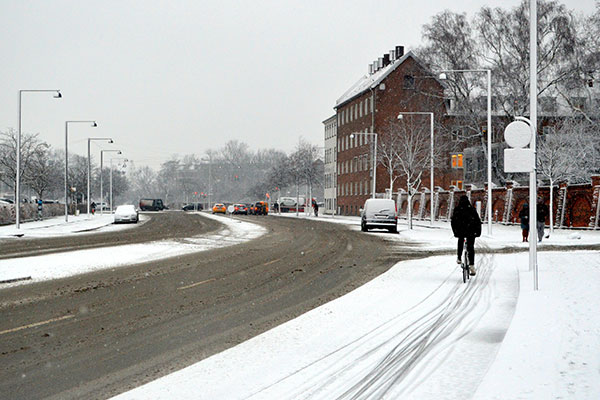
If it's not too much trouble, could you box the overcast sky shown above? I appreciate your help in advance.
[0,0,596,169]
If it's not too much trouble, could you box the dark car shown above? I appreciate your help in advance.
[182,203,203,211]
[139,198,167,211]
[232,203,248,215]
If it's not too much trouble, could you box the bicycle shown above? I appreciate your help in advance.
[460,237,470,284]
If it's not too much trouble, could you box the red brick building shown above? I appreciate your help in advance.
[334,47,463,215]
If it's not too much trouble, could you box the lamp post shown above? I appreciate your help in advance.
[397,112,435,226]
[100,149,121,215]
[16,89,61,229]
[349,132,378,198]
[439,69,493,235]
[110,157,128,213]
[87,138,113,217]
[65,121,97,222]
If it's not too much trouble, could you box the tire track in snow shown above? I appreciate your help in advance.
[247,243,497,400]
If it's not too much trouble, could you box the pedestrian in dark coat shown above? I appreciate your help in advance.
[536,197,549,242]
[519,203,529,242]
[451,195,482,275]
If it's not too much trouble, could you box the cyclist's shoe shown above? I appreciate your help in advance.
[456,258,462,264]
[469,265,476,276]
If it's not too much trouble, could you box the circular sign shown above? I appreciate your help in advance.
[227,205,235,214]
[504,121,532,148]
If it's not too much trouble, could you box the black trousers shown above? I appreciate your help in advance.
[457,236,476,265]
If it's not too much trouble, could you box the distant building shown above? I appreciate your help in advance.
[323,114,337,214]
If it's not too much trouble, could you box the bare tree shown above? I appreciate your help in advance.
[0,129,48,199]
[392,118,433,229]
[28,147,62,200]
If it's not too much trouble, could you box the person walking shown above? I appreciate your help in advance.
[312,198,319,217]
[519,203,529,242]
[536,197,549,242]
[36,198,43,221]
[451,195,482,276]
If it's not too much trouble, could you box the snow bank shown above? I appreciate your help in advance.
[0,213,266,287]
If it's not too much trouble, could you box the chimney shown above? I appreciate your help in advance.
[368,63,373,74]
[395,45,404,59]
[390,50,396,62]
[378,57,383,69]
[383,53,390,67]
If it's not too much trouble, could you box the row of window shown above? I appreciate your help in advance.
[324,121,337,140]
[338,154,371,175]
[338,180,371,197]
[324,148,336,164]
[324,173,336,189]
[338,129,372,152]
[337,97,374,126]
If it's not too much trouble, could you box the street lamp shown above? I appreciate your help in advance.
[100,149,121,215]
[439,69,492,235]
[397,112,435,226]
[16,89,61,229]
[87,137,113,216]
[65,121,97,222]
[349,132,378,199]
[110,157,128,213]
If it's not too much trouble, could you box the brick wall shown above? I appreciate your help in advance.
[396,175,600,229]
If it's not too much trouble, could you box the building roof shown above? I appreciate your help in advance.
[335,50,443,109]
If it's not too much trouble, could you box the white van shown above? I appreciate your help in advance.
[361,198,398,233]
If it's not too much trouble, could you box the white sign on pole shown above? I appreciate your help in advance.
[504,120,535,173]
[504,148,535,172]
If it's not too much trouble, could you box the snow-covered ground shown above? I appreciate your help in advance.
[0,212,266,286]
[113,213,600,400]
[0,213,129,238]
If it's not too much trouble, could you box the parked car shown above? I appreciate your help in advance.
[114,204,139,223]
[0,198,14,204]
[361,198,398,233]
[277,197,305,213]
[139,198,167,211]
[232,203,248,215]
[182,203,204,211]
[212,203,226,214]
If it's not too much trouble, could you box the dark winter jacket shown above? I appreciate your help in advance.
[451,195,482,238]
[519,204,529,230]
[536,203,549,223]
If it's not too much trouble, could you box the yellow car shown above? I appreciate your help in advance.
[212,203,226,214]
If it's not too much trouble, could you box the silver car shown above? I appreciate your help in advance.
[114,205,139,223]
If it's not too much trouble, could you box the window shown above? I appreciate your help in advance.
[451,180,464,190]
[403,75,415,89]
[451,153,464,169]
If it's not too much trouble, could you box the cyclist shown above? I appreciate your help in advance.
[451,195,482,276]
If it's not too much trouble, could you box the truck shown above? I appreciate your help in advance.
[139,198,167,211]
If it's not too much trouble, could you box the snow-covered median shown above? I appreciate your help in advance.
[0,212,266,287]
[0,213,133,238]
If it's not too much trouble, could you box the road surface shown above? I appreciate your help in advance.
[0,212,402,399]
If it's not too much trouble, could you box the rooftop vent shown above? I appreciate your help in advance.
[383,54,390,67]
[395,45,404,59]
[390,50,396,62]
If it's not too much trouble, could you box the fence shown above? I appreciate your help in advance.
[395,175,600,229]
